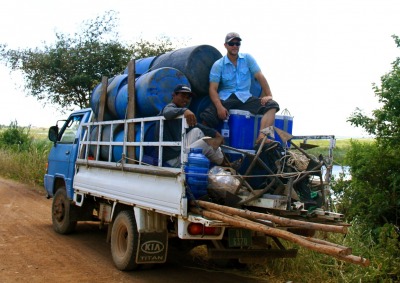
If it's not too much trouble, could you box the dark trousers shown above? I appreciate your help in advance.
[200,94,280,128]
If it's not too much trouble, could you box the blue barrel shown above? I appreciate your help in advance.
[106,74,128,118]
[90,77,117,120]
[115,67,190,118]
[112,130,125,162]
[112,122,157,163]
[151,45,222,97]
[123,56,158,77]
[89,125,124,161]
[184,148,210,199]
[189,96,211,122]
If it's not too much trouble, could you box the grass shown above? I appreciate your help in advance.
[0,140,51,188]
[30,127,49,140]
[0,126,51,188]
[190,224,398,282]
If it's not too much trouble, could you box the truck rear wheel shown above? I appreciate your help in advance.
[52,188,77,234]
[111,210,139,271]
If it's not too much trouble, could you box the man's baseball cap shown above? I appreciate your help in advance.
[225,32,242,43]
[173,84,195,96]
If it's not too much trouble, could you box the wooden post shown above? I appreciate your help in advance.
[97,76,108,122]
[126,60,136,163]
[92,76,108,160]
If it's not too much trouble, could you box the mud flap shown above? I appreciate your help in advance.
[136,231,168,264]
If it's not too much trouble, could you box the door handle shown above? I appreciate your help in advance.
[65,150,70,155]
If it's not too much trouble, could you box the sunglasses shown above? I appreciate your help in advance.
[227,42,241,46]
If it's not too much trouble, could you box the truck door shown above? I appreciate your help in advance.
[45,111,89,199]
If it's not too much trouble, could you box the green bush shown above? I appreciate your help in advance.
[0,124,51,187]
[0,121,32,151]
[332,140,400,229]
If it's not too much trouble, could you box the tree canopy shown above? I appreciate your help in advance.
[0,11,178,111]
[348,35,400,148]
[336,35,400,230]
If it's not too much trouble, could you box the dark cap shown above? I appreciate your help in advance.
[173,84,195,96]
[225,32,242,43]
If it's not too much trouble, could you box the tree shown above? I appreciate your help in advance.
[0,11,177,111]
[336,35,400,229]
[348,35,400,148]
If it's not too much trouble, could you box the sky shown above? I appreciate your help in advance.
[0,0,399,137]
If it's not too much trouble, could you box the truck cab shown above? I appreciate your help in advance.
[44,108,92,199]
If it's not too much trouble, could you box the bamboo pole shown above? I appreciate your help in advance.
[192,200,348,234]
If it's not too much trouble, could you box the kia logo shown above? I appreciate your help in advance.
[140,241,165,254]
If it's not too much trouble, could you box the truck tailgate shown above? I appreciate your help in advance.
[73,166,186,216]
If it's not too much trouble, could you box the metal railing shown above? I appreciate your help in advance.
[76,114,188,169]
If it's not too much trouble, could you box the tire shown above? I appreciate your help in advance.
[52,187,77,234]
[111,210,139,271]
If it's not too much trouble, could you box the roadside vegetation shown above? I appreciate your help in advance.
[0,11,398,282]
[0,123,51,188]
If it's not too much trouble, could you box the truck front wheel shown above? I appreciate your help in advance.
[111,210,139,271]
[52,188,77,234]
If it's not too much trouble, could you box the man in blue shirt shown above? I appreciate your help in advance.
[200,32,280,144]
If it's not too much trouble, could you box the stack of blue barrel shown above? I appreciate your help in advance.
[90,45,224,120]
[89,45,223,162]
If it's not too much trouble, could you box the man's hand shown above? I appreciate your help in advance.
[184,109,197,127]
[217,105,229,120]
[260,95,273,106]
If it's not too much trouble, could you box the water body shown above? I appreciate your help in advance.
[330,165,351,179]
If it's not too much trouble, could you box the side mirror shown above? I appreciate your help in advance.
[48,126,59,143]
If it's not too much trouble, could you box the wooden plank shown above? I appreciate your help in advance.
[97,76,108,122]
[126,60,136,163]
[93,76,108,160]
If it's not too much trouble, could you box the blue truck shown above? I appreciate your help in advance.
[43,104,347,270]
[43,44,350,270]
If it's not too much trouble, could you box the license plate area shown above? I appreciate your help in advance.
[228,228,252,247]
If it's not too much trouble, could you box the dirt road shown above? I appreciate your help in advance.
[0,177,267,283]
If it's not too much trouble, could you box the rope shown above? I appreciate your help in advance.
[286,150,311,172]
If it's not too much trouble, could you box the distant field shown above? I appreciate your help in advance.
[30,127,49,140]
[0,126,48,140]
[290,137,374,166]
